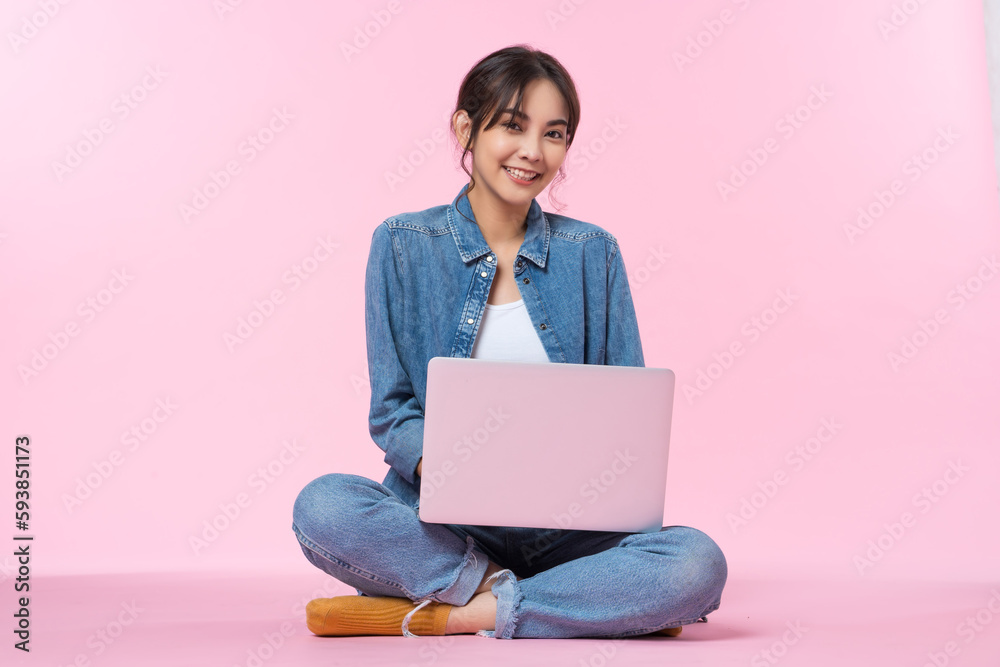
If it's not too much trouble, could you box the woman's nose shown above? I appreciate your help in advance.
[518,135,542,160]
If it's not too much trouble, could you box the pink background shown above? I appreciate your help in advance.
[4,0,999,594]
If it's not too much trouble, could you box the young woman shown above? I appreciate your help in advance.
[291,45,727,640]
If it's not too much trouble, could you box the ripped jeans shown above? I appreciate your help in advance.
[291,473,728,639]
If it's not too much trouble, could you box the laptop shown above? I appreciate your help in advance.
[418,357,675,534]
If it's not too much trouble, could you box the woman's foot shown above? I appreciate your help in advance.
[306,562,512,637]
[444,561,525,634]
[444,589,497,634]
[446,562,526,634]
[655,625,683,637]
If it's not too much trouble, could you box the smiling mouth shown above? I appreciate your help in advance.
[503,166,540,181]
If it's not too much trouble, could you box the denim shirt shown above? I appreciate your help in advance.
[365,184,645,510]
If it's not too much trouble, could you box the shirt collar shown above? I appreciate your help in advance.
[449,183,549,268]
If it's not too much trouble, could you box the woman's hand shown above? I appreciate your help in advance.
[417,458,423,477]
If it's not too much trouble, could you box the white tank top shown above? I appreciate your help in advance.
[470,298,550,363]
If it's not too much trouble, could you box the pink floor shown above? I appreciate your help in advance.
[10,572,1000,666]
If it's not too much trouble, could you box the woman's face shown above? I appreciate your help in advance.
[458,78,570,212]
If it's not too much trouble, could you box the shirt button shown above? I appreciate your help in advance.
[480,271,487,277]
[467,318,474,325]
[486,256,494,263]
[523,278,530,284]
[540,323,547,330]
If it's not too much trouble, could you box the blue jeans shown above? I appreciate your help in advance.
[291,473,727,639]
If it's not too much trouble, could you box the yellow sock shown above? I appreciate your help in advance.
[306,595,452,637]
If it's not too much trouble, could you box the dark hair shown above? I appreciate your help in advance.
[452,44,581,219]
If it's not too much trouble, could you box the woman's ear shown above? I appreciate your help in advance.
[452,109,473,151]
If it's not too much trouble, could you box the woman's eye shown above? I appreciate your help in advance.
[503,122,563,140]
